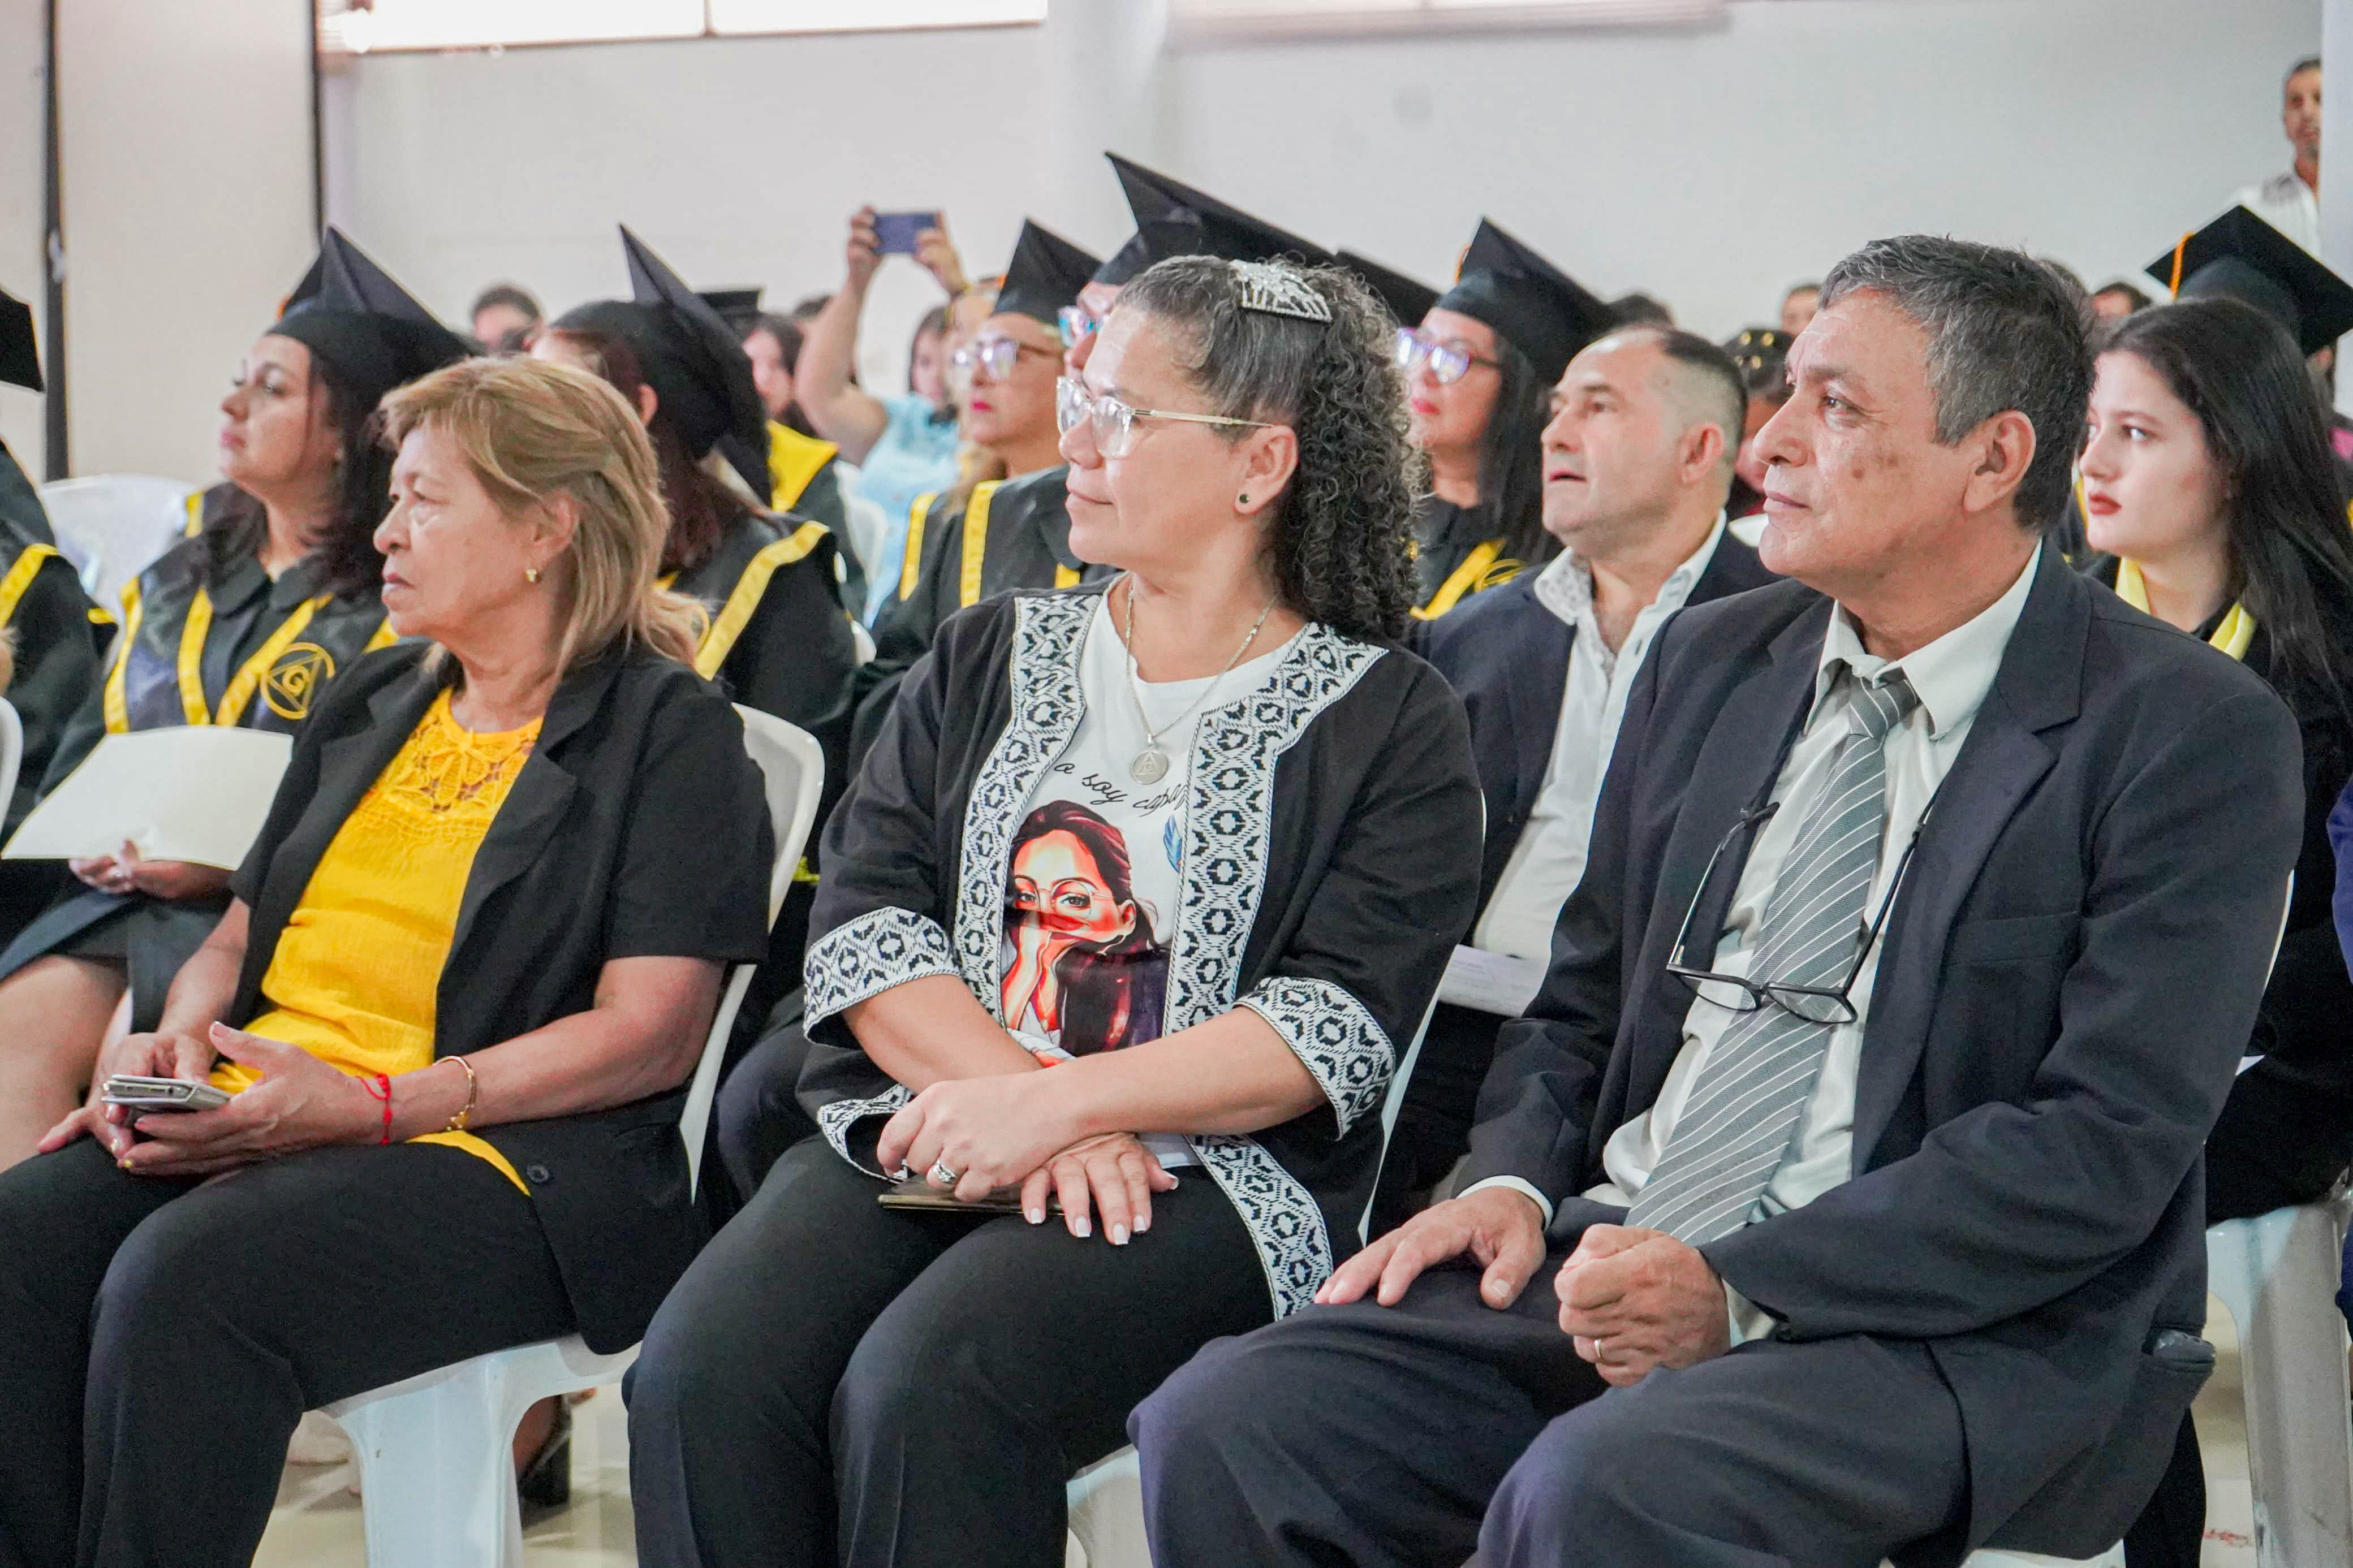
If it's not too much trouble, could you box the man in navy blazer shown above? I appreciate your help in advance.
[1383,327,1779,1229]
[1134,239,2303,1566]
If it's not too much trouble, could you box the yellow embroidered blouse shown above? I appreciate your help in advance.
[210,690,542,1190]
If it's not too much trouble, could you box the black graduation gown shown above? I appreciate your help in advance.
[0,438,52,547]
[773,455,867,620]
[667,508,860,1049]
[0,537,392,1028]
[799,586,1484,1317]
[0,525,102,942]
[1408,495,1529,621]
[2085,555,2353,1207]
[848,465,1114,772]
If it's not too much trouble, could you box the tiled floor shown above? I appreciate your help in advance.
[257,1301,2270,1567]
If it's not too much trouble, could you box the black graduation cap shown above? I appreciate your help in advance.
[2145,205,2353,356]
[269,228,470,413]
[1094,154,1332,287]
[554,226,770,498]
[0,286,39,393]
[1433,218,1616,385]
[698,287,765,335]
[995,221,1101,326]
[1335,250,1440,327]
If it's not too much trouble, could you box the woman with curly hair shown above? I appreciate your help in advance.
[627,256,1484,1568]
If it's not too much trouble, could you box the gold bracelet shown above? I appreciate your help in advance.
[443,1055,479,1134]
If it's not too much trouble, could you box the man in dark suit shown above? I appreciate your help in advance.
[1133,237,2304,1567]
[1381,326,1778,1231]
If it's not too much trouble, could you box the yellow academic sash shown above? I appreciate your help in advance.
[104,584,377,733]
[957,482,1003,610]
[766,422,838,515]
[1410,538,1519,621]
[2114,558,2257,660]
[0,545,60,635]
[692,522,829,680]
[898,493,940,602]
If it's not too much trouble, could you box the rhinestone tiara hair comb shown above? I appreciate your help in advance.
[1230,260,1334,324]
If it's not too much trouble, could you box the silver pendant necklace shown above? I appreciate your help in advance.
[1122,574,1277,785]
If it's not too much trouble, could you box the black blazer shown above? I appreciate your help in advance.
[229,641,775,1352]
[1462,547,2304,1558]
[802,588,1481,1318]
[1418,529,1779,914]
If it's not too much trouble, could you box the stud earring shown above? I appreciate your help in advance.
[524,566,541,584]
[1237,493,1250,506]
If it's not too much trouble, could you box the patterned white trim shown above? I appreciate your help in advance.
[951,594,1092,1013]
[803,908,958,1034]
[816,1084,913,1176]
[1190,1135,1334,1319]
[1239,976,1394,1139]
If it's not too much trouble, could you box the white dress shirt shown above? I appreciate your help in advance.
[2234,171,2322,256]
[1472,520,1727,961]
[1468,545,2039,1340]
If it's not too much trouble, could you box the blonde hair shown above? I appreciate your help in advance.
[379,357,708,673]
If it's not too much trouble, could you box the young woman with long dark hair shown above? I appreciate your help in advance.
[2082,295,2353,1568]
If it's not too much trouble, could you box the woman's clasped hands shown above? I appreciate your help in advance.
[37,1022,383,1176]
[874,1071,1178,1247]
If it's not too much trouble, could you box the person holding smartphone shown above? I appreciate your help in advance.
[797,206,968,590]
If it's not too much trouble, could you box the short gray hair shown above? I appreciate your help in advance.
[1819,236,2092,533]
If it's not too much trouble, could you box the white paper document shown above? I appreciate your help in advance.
[3,728,292,870]
[1438,945,1549,1018]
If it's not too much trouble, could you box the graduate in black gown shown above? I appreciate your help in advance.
[537,227,862,1094]
[735,306,868,615]
[0,287,102,947]
[0,230,467,1166]
[1404,219,1614,622]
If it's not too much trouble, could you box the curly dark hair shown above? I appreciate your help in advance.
[199,356,390,602]
[1114,257,1423,642]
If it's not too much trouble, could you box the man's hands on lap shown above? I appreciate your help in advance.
[1315,1185,1550,1310]
[1555,1224,1733,1387]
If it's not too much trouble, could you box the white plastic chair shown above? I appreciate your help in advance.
[2205,1189,2353,1568]
[0,699,21,818]
[35,475,193,611]
[850,617,876,667]
[320,706,824,1567]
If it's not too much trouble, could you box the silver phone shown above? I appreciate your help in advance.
[101,1074,231,1113]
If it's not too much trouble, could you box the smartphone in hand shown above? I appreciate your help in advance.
[101,1075,231,1113]
[872,211,940,257]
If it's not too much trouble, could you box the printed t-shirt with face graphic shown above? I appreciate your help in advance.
[1001,593,1300,1170]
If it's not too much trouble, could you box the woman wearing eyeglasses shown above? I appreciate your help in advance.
[850,221,1112,765]
[627,256,1482,1568]
[1404,219,1618,622]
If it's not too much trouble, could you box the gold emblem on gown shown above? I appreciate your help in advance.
[262,642,336,720]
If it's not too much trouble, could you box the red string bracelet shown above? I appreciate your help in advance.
[360,1072,392,1145]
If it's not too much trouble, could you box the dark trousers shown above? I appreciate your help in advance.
[1132,1247,1970,1568]
[2124,1098,2353,1568]
[626,1137,1271,1568]
[0,1136,574,1568]
[712,1018,819,1200]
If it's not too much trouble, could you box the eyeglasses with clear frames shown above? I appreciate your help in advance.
[951,335,1058,383]
[1057,305,1099,351]
[1664,792,1938,1026]
[1055,375,1278,459]
[1393,326,1502,386]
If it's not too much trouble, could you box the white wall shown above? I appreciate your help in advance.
[0,0,47,481]
[325,0,2323,390]
[51,0,316,482]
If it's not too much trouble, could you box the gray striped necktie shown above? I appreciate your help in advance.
[1626,666,1920,1246]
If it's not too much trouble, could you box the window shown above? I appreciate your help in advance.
[317,0,1046,55]
[1165,0,1725,45]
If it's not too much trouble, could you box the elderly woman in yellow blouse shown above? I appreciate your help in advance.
[0,357,774,1568]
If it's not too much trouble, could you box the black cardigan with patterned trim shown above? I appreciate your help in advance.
[799,587,1483,1318]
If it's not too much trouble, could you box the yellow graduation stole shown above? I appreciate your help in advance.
[658,521,830,680]
[1409,538,1522,621]
[0,544,60,635]
[2113,558,2257,660]
[101,580,397,733]
[766,422,838,515]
